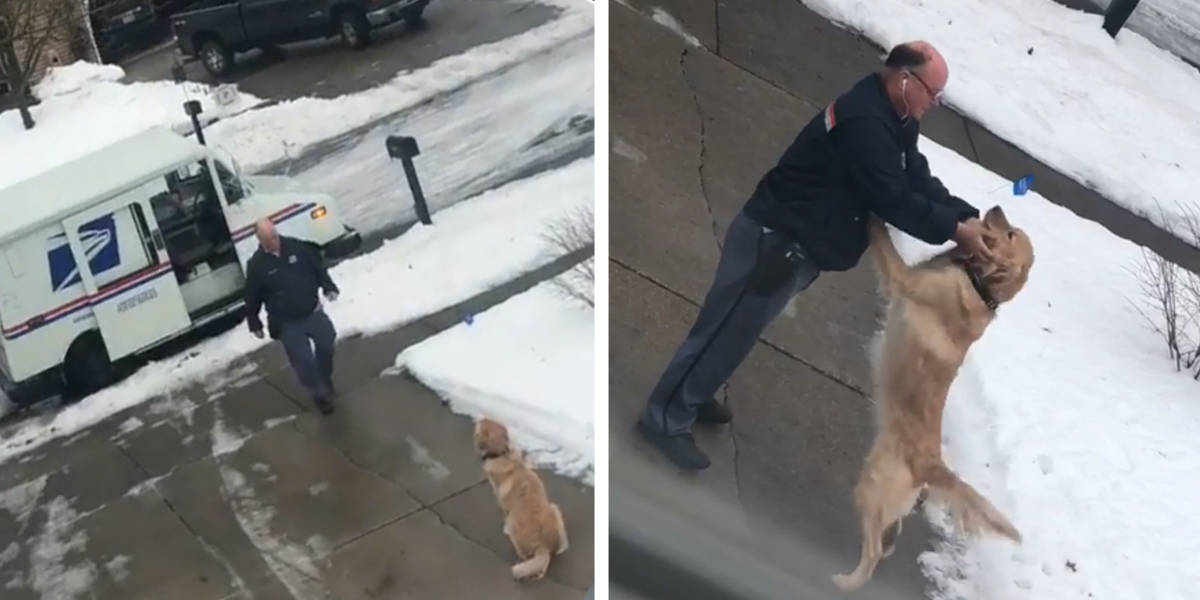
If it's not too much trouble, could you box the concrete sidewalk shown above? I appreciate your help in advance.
[0,252,593,599]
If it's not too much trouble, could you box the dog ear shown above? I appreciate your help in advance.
[983,206,1011,230]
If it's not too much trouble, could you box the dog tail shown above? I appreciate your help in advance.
[512,548,552,580]
[552,503,569,555]
[920,462,1022,543]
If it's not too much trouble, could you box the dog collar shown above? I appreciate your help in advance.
[961,261,998,311]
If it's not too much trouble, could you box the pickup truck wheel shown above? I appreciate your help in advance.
[199,39,233,76]
[63,334,115,400]
[338,11,370,50]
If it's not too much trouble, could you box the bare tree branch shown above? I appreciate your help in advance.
[541,204,595,309]
[1,0,85,128]
[1129,203,1200,379]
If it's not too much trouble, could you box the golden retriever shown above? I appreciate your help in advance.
[475,418,569,581]
[833,206,1034,592]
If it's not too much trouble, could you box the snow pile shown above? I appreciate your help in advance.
[800,0,1200,243]
[0,157,593,463]
[0,64,262,189]
[33,61,125,97]
[393,269,594,483]
[877,137,1200,599]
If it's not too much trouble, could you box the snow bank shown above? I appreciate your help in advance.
[393,267,595,483]
[33,61,125,97]
[800,0,1200,243]
[0,65,262,189]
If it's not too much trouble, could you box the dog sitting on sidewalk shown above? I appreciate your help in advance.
[475,418,569,580]
[833,207,1032,592]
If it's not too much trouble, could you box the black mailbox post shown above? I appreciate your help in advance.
[184,100,206,145]
[386,135,432,225]
[1103,0,1141,38]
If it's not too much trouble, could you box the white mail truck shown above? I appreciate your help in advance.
[0,126,361,402]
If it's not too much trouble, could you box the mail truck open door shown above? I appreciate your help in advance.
[60,179,193,363]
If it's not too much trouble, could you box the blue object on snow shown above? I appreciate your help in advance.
[465,313,474,325]
[1013,175,1034,196]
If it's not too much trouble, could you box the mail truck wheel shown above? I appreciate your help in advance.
[63,333,115,399]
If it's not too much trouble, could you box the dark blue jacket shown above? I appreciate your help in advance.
[743,73,979,271]
[244,236,338,338]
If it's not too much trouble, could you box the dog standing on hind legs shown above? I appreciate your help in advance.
[474,418,569,581]
[832,206,1033,592]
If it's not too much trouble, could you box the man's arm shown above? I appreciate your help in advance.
[243,258,265,334]
[304,243,339,295]
[905,142,979,221]
[832,118,961,245]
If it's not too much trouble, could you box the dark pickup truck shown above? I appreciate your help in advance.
[171,0,430,76]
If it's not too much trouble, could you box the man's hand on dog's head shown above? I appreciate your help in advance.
[954,218,994,261]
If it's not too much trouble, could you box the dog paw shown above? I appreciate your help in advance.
[832,573,863,592]
[512,569,545,582]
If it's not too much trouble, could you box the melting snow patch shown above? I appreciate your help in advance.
[0,542,18,567]
[29,497,97,599]
[305,534,332,560]
[211,407,252,457]
[204,362,260,397]
[218,466,331,598]
[0,475,48,531]
[115,417,144,437]
[405,436,451,481]
[103,555,132,582]
[650,7,701,47]
[264,415,298,429]
[146,394,201,429]
[308,482,331,497]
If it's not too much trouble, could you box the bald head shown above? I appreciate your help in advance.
[255,218,281,255]
[882,41,947,120]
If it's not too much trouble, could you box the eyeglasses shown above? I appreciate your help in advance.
[904,69,944,104]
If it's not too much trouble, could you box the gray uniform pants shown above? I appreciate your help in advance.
[279,308,337,401]
[642,211,820,435]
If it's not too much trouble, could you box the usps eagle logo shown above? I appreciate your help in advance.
[47,215,120,293]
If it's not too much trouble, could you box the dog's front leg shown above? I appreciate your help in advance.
[867,215,911,298]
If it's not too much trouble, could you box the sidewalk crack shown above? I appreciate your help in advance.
[681,48,723,252]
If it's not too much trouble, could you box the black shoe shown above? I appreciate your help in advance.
[696,398,733,425]
[636,420,710,470]
[315,397,335,415]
